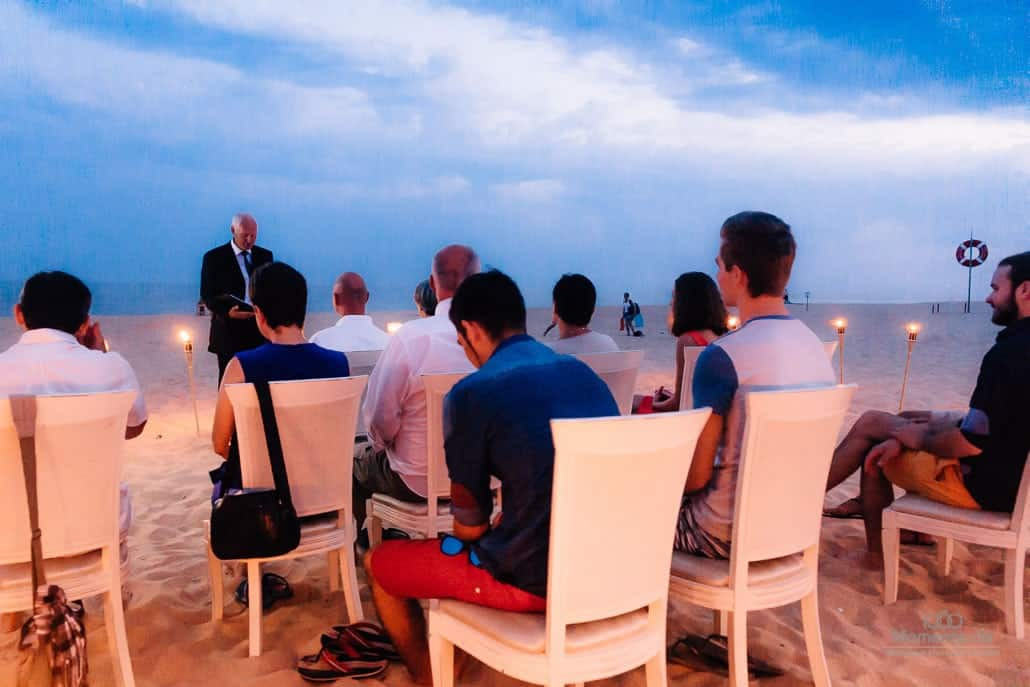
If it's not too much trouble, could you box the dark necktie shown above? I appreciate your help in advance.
[242,250,253,275]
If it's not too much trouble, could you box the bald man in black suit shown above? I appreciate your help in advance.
[200,213,274,380]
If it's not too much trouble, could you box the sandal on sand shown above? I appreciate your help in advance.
[234,572,294,610]
[322,622,401,662]
[668,634,784,678]
[297,648,387,682]
[823,497,863,519]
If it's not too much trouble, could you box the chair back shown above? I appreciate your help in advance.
[729,385,855,571]
[822,341,838,360]
[1010,451,1030,544]
[0,391,136,565]
[346,350,382,378]
[546,408,711,630]
[422,372,469,501]
[678,346,706,411]
[573,350,644,415]
[227,377,366,518]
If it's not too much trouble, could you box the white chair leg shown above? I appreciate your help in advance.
[328,551,340,592]
[644,649,668,687]
[207,544,224,622]
[247,561,262,657]
[713,609,728,635]
[727,611,747,687]
[1003,547,1025,638]
[340,535,365,622]
[801,589,831,687]
[882,523,901,604]
[368,513,383,549]
[428,632,454,687]
[937,537,953,576]
[103,589,136,687]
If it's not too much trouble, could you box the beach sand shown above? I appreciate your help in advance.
[1,302,1027,686]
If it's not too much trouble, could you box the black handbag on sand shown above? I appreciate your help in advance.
[210,381,301,561]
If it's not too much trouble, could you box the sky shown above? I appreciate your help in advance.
[0,0,1027,310]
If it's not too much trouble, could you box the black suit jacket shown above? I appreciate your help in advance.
[200,242,274,355]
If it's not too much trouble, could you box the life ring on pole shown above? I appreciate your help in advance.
[955,239,988,267]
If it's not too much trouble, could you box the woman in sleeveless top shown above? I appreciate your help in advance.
[652,272,728,412]
[210,262,350,497]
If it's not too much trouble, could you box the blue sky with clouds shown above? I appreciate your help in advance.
[0,0,1026,310]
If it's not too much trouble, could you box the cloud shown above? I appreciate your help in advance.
[493,179,565,203]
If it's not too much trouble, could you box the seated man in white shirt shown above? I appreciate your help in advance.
[309,272,389,353]
[0,271,148,556]
[356,245,480,539]
[545,273,619,355]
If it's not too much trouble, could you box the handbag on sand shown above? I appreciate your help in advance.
[12,395,89,687]
[210,380,301,561]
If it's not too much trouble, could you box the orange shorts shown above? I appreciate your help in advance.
[882,450,980,510]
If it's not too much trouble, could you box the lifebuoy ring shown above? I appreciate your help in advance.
[955,239,988,267]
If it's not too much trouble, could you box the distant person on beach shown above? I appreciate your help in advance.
[413,279,437,317]
[211,262,350,498]
[309,272,389,353]
[824,251,1030,567]
[0,271,148,561]
[363,270,617,683]
[674,212,833,558]
[356,245,479,543]
[200,213,274,381]
[651,272,728,412]
[545,273,619,355]
[622,292,637,335]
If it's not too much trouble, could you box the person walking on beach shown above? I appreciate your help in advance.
[622,292,637,336]
[823,251,1030,567]
[309,272,389,353]
[200,213,274,381]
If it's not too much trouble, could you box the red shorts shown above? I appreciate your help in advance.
[369,537,546,613]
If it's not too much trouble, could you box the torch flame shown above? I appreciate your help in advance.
[386,321,403,335]
[178,329,192,344]
[726,315,741,331]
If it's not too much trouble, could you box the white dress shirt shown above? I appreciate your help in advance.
[310,315,390,353]
[361,299,474,496]
[0,328,148,539]
[231,239,252,303]
[546,330,620,355]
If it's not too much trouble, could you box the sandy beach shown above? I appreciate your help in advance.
[1,302,1026,687]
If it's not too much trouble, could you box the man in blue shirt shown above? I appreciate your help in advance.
[363,270,617,684]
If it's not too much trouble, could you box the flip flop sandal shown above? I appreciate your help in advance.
[321,622,401,662]
[822,497,863,519]
[668,634,784,678]
[234,573,294,610]
[297,648,387,682]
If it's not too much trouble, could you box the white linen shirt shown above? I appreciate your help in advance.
[546,331,620,355]
[361,299,474,496]
[0,328,148,539]
[310,315,390,353]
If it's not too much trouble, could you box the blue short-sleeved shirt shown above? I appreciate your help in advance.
[443,334,618,597]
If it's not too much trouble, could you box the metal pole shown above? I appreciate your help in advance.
[898,337,916,412]
[966,263,972,314]
[838,331,845,385]
[184,341,200,435]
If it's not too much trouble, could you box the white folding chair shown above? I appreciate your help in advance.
[883,451,1030,637]
[205,376,367,657]
[678,347,706,411]
[367,372,468,547]
[0,391,138,687]
[670,385,856,687]
[573,350,644,415]
[822,341,838,361]
[346,349,382,378]
[429,408,712,687]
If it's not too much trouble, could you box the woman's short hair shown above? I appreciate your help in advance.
[670,272,728,337]
[250,262,307,329]
[414,279,437,316]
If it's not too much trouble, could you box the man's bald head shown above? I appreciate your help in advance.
[431,245,480,301]
[333,271,370,316]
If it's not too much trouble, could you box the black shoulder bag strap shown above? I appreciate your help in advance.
[253,380,293,508]
[11,395,46,599]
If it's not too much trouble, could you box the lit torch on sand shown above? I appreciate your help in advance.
[179,329,201,435]
[832,318,847,384]
[898,322,921,412]
[726,315,741,331]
